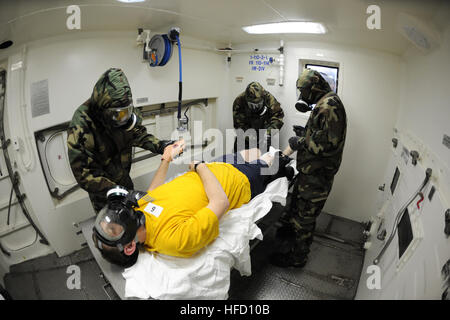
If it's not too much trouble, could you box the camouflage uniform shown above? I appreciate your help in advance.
[67,68,166,213]
[233,82,284,150]
[272,69,347,267]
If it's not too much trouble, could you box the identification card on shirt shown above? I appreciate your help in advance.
[143,202,164,217]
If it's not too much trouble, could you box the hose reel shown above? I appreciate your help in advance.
[147,34,173,67]
[137,27,187,133]
[139,27,180,68]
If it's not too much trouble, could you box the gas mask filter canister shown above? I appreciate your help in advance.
[295,89,312,113]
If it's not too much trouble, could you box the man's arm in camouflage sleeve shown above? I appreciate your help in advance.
[232,96,249,130]
[265,93,284,135]
[130,110,167,154]
[290,99,345,155]
[131,123,164,154]
[67,125,116,195]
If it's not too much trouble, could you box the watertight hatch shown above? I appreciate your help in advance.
[35,123,78,199]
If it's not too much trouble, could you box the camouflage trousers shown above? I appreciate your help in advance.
[283,171,334,255]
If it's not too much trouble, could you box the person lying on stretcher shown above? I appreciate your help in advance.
[92,140,294,268]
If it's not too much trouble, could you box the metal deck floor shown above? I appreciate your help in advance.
[229,205,365,300]
[3,206,365,300]
[3,246,120,300]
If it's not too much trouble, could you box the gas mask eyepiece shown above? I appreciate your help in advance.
[93,186,144,258]
[106,103,137,131]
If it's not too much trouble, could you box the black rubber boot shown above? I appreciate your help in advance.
[275,223,297,241]
[269,237,310,268]
[269,250,308,268]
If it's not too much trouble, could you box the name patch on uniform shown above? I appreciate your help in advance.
[144,202,164,217]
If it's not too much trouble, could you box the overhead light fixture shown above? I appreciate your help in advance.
[116,0,145,3]
[242,21,326,34]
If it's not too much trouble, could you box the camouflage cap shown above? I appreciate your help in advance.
[91,68,133,112]
[245,81,264,104]
[296,69,331,105]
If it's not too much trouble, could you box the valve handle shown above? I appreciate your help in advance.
[416,192,424,209]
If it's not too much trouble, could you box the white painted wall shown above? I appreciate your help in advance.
[227,41,402,222]
[9,31,225,131]
[356,24,450,300]
[2,28,443,282]
[396,34,450,167]
[0,31,226,261]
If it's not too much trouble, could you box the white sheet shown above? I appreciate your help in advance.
[122,177,289,300]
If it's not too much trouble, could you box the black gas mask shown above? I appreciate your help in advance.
[104,103,137,131]
[247,100,265,113]
[295,88,313,113]
[93,186,146,268]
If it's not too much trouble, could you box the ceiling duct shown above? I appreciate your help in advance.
[0,40,13,50]
[0,24,13,50]
[396,13,441,54]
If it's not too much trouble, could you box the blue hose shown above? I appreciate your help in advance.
[177,36,182,83]
[176,35,182,120]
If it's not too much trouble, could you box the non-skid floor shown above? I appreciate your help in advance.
[3,206,365,300]
[3,246,120,300]
[229,205,366,300]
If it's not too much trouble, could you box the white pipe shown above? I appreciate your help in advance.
[18,45,34,171]
[180,44,217,52]
[207,43,285,86]
[215,49,280,54]
[180,44,280,55]
[180,42,285,83]
[279,40,284,87]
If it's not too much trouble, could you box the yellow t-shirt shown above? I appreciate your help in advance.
[137,163,251,258]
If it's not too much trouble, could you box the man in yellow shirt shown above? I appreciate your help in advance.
[92,142,293,267]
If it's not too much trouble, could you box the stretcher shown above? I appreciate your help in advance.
[80,174,291,299]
